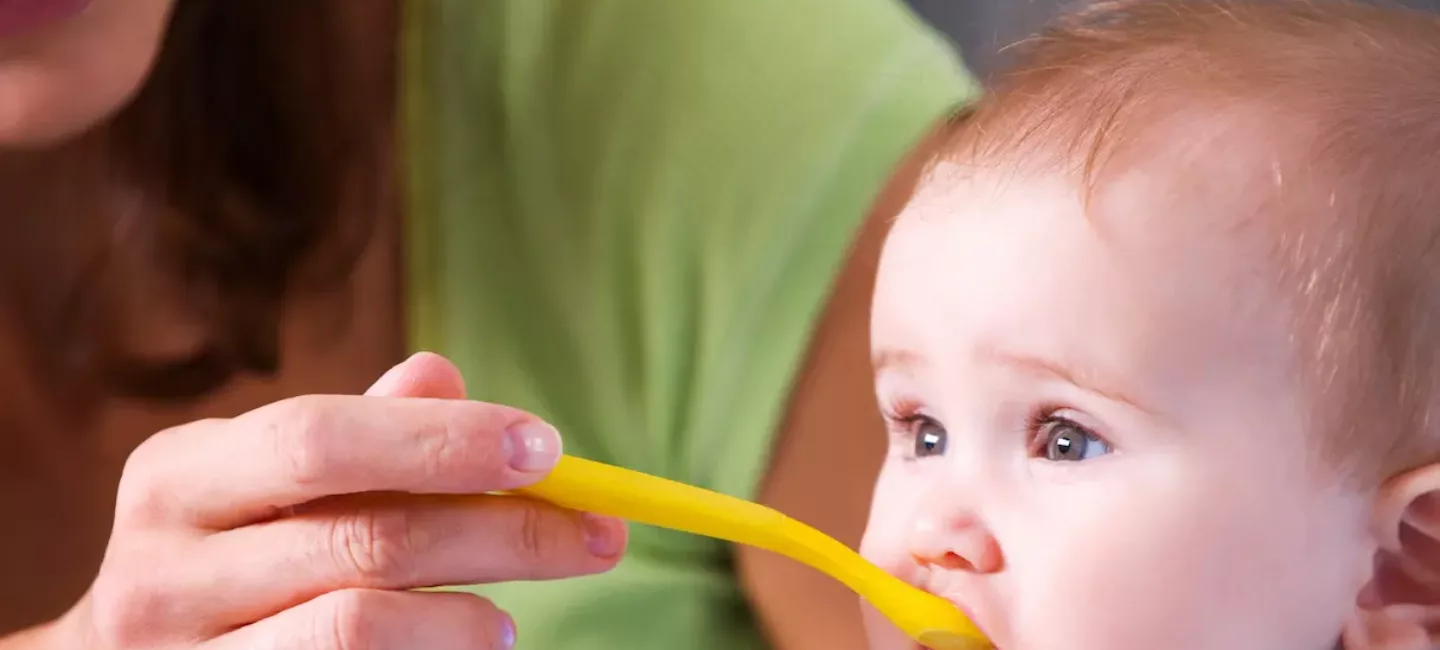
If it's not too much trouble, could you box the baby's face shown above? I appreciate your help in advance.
[862,166,1373,650]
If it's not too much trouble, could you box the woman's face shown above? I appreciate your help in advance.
[0,0,175,147]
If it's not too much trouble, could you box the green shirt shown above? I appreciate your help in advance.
[402,1,977,648]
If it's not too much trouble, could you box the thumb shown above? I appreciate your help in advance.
[365,351,468,399]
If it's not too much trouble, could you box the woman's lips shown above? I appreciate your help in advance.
[0,0,91,38]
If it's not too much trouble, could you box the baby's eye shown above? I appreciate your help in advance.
[910,415,948,458]
[1034,415,1110,462]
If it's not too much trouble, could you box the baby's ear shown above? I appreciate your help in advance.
[1345,464,1440,650]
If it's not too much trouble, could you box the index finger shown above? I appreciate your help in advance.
[117,395,564,530]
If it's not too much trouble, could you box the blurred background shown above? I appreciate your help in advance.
[908,0,1069,78]
[909,0,1440,78]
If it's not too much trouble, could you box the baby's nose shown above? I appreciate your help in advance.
[907,510,1004,574]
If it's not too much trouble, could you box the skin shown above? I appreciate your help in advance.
[0,1,888,648]
[0,0,173,146]
[859,162,1440,650]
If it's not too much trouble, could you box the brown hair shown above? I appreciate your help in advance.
[52,1,395,403]
[942,0,1440,478]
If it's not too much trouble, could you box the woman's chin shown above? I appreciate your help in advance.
[0,0,92,39]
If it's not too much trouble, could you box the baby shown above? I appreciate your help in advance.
[858,2,1440,649]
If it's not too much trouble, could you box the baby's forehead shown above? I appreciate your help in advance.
[930,82,1338,249]
[882,159,1305,401]
[907,124,1293,272]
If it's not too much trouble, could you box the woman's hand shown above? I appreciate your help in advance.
[30,352,626,650]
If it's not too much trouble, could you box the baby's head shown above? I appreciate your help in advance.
[861,2,1440,649]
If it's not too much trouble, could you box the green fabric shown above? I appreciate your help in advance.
[402,1,977,648]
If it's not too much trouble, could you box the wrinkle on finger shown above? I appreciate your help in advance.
[180,494,624,632]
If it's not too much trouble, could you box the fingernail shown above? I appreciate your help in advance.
[582,512,625,559]
[498,611,517,649]
[504,421,562,472]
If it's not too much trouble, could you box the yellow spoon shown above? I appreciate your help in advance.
[510,454,992,650]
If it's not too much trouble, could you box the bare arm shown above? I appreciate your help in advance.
[736,124,944,650]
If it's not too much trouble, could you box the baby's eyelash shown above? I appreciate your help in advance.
[1023,403,1064,435]
[879,395,918,417]
[1023,403,1108,456]
[879,397,926,433]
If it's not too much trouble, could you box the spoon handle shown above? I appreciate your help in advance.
[510,455,873,585]
[512,454,784,546]
[508,454,991,650]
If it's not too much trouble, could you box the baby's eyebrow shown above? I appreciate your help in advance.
[872,348,923,377]
[977,346,1155,416]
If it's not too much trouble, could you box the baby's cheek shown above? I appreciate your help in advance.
[859,508,912,576]
[859,513,922,650]
[861,466,927,555]
[995,476,1229,649]
[860,477,934,598]
[1004,468,1350,650]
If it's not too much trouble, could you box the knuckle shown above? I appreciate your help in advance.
[415,403,519,484]
[259,396,335,488]
[113,424,201,525]
[87,564,171,648]
[112,462,168,526]
[326,507,414,585]
[512,500,560,565]
[414,417,469,479]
